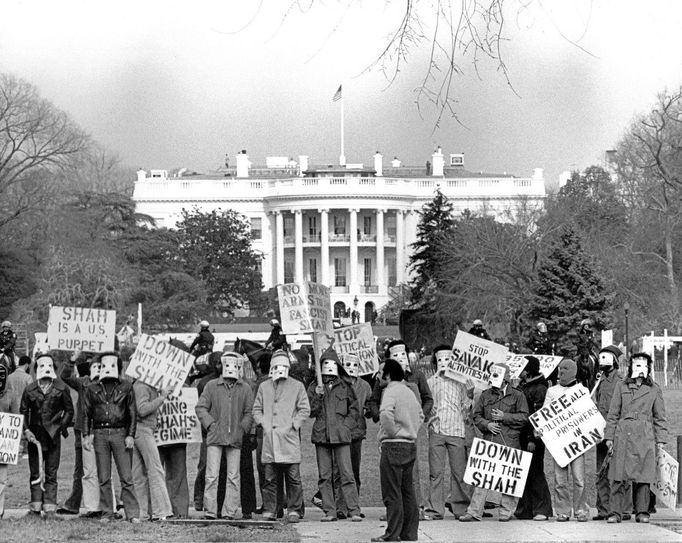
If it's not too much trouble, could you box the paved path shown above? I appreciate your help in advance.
[297,507,682,542]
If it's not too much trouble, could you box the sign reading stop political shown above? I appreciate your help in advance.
[506,354,563,380]
[47,306,116,353]
[154,388,202,446]
[529,385,605,468]
[277,282,333,335]
[125,334,194,396]
[463,437,532,498]
[653,448,679,511]
[0,412,24,465]
[333,323,377,375]
[444,331,509,389]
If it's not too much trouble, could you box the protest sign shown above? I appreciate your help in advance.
[444,331,509,389]
[506,354,563,380]
[0,412,24,464]
[154,388,202,446]
[333,323,377,375]
[277,282,333,335]
[47,306,116,353]
[653,448,679,511]
[125,334,194,396]
[529,385,605,468]
[463,437,532,498]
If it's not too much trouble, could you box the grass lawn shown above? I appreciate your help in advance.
[5,388,682,540]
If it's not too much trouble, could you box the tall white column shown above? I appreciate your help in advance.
[294,209,303,283]
[396,210,405,284]
[275,211,284,284]
[349,208,358,291]
[320,208,329,286]
[376,209,385,290]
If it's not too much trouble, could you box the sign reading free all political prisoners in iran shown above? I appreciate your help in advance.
[334,323,377,375]
[154,388,202,446]
[463,438,532,498]
[125,334,194,397]
[277,282,333,335]
[529,385,605,468]
[47,306,116,353]
[0,412,24,465]
[443,331,509,389]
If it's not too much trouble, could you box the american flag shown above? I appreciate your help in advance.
[332,85,342,102]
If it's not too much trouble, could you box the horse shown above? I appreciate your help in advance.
[169,337,213,382]
[234,337,313,386]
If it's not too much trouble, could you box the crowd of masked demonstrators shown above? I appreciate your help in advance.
[0,319,669,543]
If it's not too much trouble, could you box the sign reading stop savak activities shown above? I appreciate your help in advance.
[0,412,24,465]
[506,354,563,380]
[154,388,202,446]
[277,282,333,335]
[125,334,194,397]
[463,437,532,498]
[443,331,509,389]
[47,306,116,353]
[529,385,605,468]
[333,323,377,375]
[653,448,679,511]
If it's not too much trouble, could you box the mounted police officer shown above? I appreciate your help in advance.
[190,320,215,358]
[0,320,17,370]
[265,319,288,351]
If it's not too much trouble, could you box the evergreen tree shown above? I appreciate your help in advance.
[408,188,455,305]
[527,224,613,354]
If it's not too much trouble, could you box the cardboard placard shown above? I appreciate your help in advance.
[506,354,563,379]
[0,412,24,465]
[653,448,679,511]
[333,323,377,375]
[529,385,605,468]
[47,306,116,353]
[277,282,333,335]
[444,331,509,389]
[125,334,194,396]
[154,388,202,446]
[463,437,532,498]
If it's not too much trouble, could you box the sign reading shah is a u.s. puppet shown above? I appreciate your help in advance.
[529,385,605,468]
[463,437,532,498]
[47,306,116,353]
[277,282,333,336]
[443,331,509,389]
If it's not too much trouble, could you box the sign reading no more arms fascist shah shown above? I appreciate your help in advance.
[154,388,202,446]
[125,334,194,397]
[463,437,532,498]
[0,412,24,464]
[529,386,605,468]
[444,331,509,389]
[47,306,116,353]
[277,282,333,336]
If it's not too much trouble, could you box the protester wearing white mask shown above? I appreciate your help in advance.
[253,350,310,523]
[605,353,668,524]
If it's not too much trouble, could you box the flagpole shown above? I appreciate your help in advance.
[339,85,345,166]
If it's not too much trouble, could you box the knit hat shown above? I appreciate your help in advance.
[320,349,340,364]
[524,355,541,377]
[271,349,290,368]
[558,358,577,386]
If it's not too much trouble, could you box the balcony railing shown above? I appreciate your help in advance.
[361,285,379,293]
[330,234,350,242]
[359,233,376,242]
[331,285,349,293]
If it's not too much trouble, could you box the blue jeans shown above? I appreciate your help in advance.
[63,430,83,512]
[94,428,139,519]
[316,444,360,517]
[132,426,172,519]
[159,443,190,518]
[263,463,303,517]
[380,441,418,541]
[28,438,61,511]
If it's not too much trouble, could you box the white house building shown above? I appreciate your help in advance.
[133,147,547,322]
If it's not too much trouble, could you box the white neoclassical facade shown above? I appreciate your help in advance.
[133,147,547,322]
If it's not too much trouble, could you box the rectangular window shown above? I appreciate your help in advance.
[388,257,397,286]
[386,215,397,237]
[333,215,346,235]
[283,215,294,238]
[250,217,262,240]
[309,258,317,283]
[284,261,294,283]
[363,216,372,235]
[363,258,372,285]
[308,216,318,237]
[334,257,347,287]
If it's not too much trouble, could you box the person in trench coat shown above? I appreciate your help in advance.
[604,352,667,524]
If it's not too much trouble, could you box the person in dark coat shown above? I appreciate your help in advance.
[265,319,288,351]
[526,323,552,355]
[605,352,667,524]
[514,356,553,521]
[190,321,215,357]
[468,320,491,341]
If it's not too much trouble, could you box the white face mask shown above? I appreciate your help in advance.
[599,352,615,368]
[388,344,408,365]
[36,357,57,380]
[270,363,289,380]
[100,355,119,380]
[435,350,452,374]
[321,360,338,376]
[488,364,506,388]
[221,354,242,379]
[342,354,360,377]
[632,358,649,379]
[90,362,101,381]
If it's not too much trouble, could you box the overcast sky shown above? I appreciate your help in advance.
[2,1,682,188]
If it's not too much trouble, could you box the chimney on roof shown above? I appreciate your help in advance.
[432,146,444,177]
[374,152,383,177]
[391,157,401,168]
[298,155,309,176]
[236,150,250,178]
[136,169,146,182]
